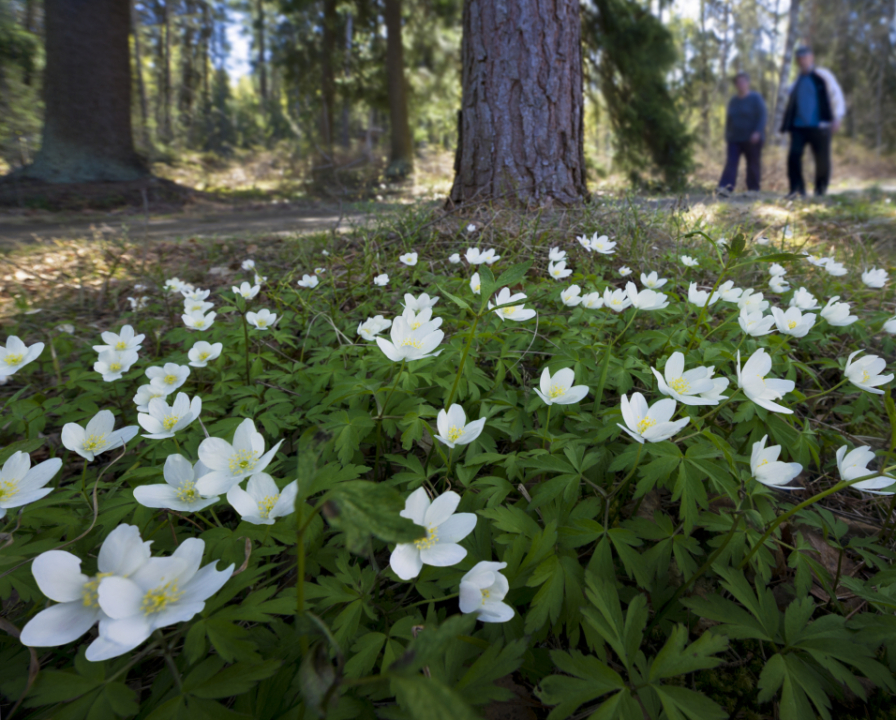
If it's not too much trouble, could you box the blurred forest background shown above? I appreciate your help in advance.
[0,0,894,201]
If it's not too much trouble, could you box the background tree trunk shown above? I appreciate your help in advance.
[384,0,413,177]
[256,0,267,106]
[21,0,147,182]
[132,0,149,149]
[320,0,337,151]
[448,0,587,206]
[771,0,801,142]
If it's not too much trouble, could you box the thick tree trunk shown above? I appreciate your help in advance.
[448,0,587,206]
[256,0,267,105]
[162,1,172,142]
[132,0,149,148]
[384,0,413,177]
[771,0,801,142]
[320,0,337,151]
[341,13,353,149]
[21,0,147,182]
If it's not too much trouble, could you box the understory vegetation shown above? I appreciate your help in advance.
[2,194,896,720]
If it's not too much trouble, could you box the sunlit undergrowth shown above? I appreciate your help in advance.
[2,194,896,720]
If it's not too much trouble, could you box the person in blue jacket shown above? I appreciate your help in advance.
[780,46,846,197]
[718,72,767,196]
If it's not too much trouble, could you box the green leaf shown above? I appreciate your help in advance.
[323,410,376,466]
[0,437,44,466]
[103,682,140,716]
[437,285,473,313]
[648,625,728,681]
[392,674,480,720]
[653,685,728,720]
[323,481,426,552]
[495,260,532,288]
[187,660,280,699]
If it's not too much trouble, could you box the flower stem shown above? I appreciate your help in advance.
[404,592,460,609]
[611,308,639,346]
[242,312,251,385]
[446,313,481,407]
[801,378,848,403]
[605,443,644,525]
[542,405,552,450]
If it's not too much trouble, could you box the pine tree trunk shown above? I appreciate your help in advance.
[384,0,413,177]
[320,0,337,151]
[162,2,172,142]
[132,0,149,149]
[448,0,586,206]
[256,0,267,106]
[771,0,801,143]
[21,0,147,182]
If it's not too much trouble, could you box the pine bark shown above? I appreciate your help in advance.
[21,0,147,182]
[384,0,414,177]
[448,0,587,206]
[132,0,149,148]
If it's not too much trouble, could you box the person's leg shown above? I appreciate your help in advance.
[810,128,832,196]
[746,140,762,192]
[718,142,741,193]
[787,129,808,195]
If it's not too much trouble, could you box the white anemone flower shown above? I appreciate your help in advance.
[147,363,190,392]
[618,266,632,277]
[399,252,418,266]
[789,287,820,310]
[806,255,830,267]
[883,317,896,334]
[533,367,589,406]
[688,283,720,308]
[196,418,284,495]
[581,292,604,309]
[750,436,802,489]
[61,410,139,461]
[738,308,776,337]
[862,268,888,288]
[233,282,260,299]
[738,289,770,314]
[769,263,787,277]
[165,278,189,293]
[247,309,277,330]
[183,298,214,314]
[402,292,440,312]
[736,349,795,414]
[133,384,171,413]
[357,316,392,341]
[465,247,489,264]
[182,288,210,302]
[138,393,202,439]
[227,474,298,525]
[820,297,857,327]
[844,351,893,395]
[549,247,567,262]
[640,272,668,289]
[825,261,848,277]
[470,272,482,295]
[435,404,486,448]
[188,341,223,368]
[548,260,572,280]
[133,454,219,512]
[401,307,437,331]
[376,315,444,362]
[618,393,689,444]
[297,275,319,289]
[314,267,325,276]
[718,281,743,302]
[489,288,536,322]
[389,488,477,580]
[771,307,816,338]
[681,256,698,267]
[448,253,461,264]
[0,336,45,377]
[560,285,583,307]
[837,446,894,495]
[480,249,500,265]
[94,349,139,382]
[127,297,150,310]
[756,236,770,245]
[255,273,267,284]
[459,561,514,623]
[589,235,617,254]
[374,273,389,286]
[466,224,477,233]
[20,525,152,660]
[182,310,216,331]
[627,282,669,311]
[769,276,791,293]
[652,352,727,406]
[96,538,233,659]
[0,451,62,519]
[603,287,632,312]
[241,259,255,271]
[92,325,145,353]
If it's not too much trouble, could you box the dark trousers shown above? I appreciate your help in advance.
[718,140,762,192]
[787,127,831,196]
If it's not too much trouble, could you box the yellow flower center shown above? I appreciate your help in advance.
[757,458,769,468]
[163,374,177,385]
[4,353,23,366]
[481,588,491,604]
[115,341,127,350]
[788,320,797,330]
[198,352,209,361]
[162,414,181,431]
[551,269,561,276]
[109,362,122,372]
[229,449,259,474]
[611,299,621,306]
[141,581,184,615]
[82,434,107,452]
[0,478,18,501]
[414,524,439,551]
[548,384,566,399]
[502,307,517,315]
[82,572,114,608]
[410,321,422,330]
[194,320,206,328]
[400,338,423,349]
[447,426,464,442]
[258,494,279,519]
[669,377,690,394]
[176,481,199,503]
[637,417,656,434]
[473,283,480,292]
[862,370,871,383]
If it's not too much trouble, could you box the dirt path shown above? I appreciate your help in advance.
[0,203,385,249]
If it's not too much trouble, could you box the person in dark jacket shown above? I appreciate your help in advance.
[718,72,767,196]
[780,46,846,197]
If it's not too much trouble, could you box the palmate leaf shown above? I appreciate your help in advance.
[653,685,728,720]
[323,481,425,552]
[537,649,626,720]
[648,625,728,681]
